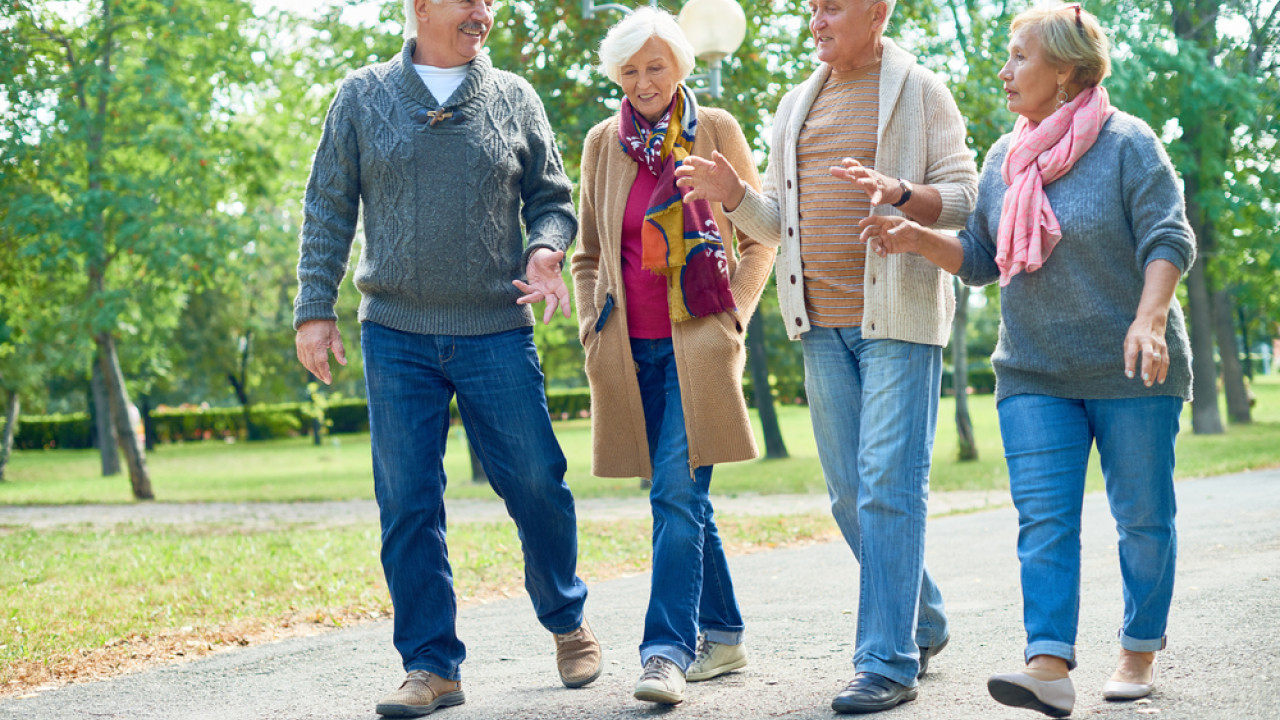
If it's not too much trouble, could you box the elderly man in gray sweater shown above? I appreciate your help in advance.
[292,0,601,716]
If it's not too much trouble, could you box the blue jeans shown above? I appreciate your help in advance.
[998,393,1181,668]
[632,338,745,671]
[361,322,588,681]
[801,326,948,687]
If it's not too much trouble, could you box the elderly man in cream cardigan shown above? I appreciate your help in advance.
[677,0,977,714]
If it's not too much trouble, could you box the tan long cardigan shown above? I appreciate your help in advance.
[571,108,777,480]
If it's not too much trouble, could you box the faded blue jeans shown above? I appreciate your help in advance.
[361,322,588,681]
[801,325,948,687]
[632,338,745,671]
[998,393,1181,668]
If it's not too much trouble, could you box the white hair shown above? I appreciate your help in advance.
[403,0,443,41]
[597,7,697,85]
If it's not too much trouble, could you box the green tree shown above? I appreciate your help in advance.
[0,0,272,496]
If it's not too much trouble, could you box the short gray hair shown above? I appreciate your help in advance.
[597,7,696,85]
[403,0,442,41]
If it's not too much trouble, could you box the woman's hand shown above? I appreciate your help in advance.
[859,215,924,257]
[674,151,747,210]
[1124,316,1170,387]
[831,157,900,206]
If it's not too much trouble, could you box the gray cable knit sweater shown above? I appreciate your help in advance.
[293,40,577,336]
[957,112,1196,402]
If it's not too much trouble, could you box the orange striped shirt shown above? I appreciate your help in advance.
[796,63,880,328]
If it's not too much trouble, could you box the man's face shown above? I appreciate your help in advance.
[418,0,494,67]
[807,0,882,72]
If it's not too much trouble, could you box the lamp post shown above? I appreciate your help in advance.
[580,0,747,99]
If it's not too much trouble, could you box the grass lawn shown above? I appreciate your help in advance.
[0,512,838,693]
[4,376,1279,504]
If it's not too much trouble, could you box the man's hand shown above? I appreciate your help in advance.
[295,320,347,385]
[513,247,571,324]
[830,157,900,206]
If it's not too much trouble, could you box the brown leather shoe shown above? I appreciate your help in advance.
[375,670,465,717]
[554,620,603,688]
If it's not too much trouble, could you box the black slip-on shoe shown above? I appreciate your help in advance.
[832,671,918,714]
[917,635,951,679]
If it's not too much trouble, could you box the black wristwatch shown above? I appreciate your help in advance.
[891,178,913,207]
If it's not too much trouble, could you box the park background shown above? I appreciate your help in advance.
[0,0,1277,699]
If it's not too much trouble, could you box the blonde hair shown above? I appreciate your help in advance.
[1010,3,1112,87]
[597,7,696,85]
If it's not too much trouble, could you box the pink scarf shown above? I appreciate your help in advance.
[997,86,1116,286]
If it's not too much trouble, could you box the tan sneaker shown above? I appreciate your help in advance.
[554,620,602,688]
[686,635,747,682]
[634,655,685,704]
[375,670,465,717]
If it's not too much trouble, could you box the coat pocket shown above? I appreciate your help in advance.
[594,293,615,333]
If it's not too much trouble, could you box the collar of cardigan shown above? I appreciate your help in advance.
[397,38,491,111]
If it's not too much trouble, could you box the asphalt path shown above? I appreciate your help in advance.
[1,469,1276,720]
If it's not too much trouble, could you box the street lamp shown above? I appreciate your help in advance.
[677,0,747,99]
[580,0,747,99]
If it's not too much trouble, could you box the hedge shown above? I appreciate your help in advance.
[14,391,596,450]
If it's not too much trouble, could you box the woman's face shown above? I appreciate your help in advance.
[999,27,1072,124]
[619,36,681,124]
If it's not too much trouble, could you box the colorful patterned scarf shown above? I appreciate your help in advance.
[618,85,735,323]
[997,85,1116,286]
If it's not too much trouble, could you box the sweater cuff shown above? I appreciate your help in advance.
[293,301,338,331]
[725,188,782,248]
[1144,245,1191,275]
[933,184,971,230]
[523,213,575,269]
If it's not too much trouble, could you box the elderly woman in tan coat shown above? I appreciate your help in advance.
[570,7,776,707]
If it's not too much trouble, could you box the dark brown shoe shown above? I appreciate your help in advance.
[375,670,465,717]
[554,620,603,688]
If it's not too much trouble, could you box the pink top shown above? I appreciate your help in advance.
[621,168,672,339]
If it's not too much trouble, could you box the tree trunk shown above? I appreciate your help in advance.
[1238,305,1253,380]
[91,355,122,475]
[139,393,157,451]
[746,312,788,459]
[1212,288,1251,424]
[466,429,489,484]
[0,391,18,482]
[951,280,978,461]
[96,332,154,500]
[1182,199,1224,434]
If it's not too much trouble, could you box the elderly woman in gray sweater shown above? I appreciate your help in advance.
[860,4,1194,718]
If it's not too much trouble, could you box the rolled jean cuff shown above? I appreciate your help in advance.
[406,662,461,683]
[1119,631,1167,653]
[1025,640,1077,671]
[704,628,745,646]
[640,643,694,672]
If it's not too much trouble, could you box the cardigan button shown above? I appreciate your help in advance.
[788,227,794,237]
[795,317,802,327]
[790,275,796,285]
[787,180,793,189]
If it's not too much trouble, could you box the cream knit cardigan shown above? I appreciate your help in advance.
[727,38,979,345]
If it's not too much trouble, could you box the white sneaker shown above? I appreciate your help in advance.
[634,656,685,704]
[988,669,1075,718]
[686,635,747,682]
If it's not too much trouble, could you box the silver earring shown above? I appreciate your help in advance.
[1055,83,1069,109]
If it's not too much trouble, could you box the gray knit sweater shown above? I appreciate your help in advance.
[293,41,577,335]
[957,112,1196,402]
